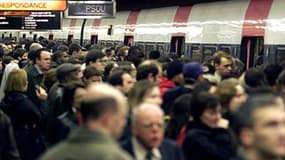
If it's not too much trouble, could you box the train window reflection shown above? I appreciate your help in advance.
[191,46,201,62]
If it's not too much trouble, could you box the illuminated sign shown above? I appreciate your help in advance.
[0,11,30,16]
[0,0,67,11]
[65,1,115,19]
[0,12,61,30]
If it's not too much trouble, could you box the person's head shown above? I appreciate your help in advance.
[215,78,247,112]
[80,83,128,139]
[128,80,162,109]
[149,50,161,60]
[33,48,51,71]
[117,46,129,61]
[132,103,164,150]
[167,61,184,85]
[108,69,134,94]
[83,66,102,86]
[190,92,221,128]
[5,69,28,93]
[183,62,208,85]
[52,50,69,65]
[137,60,162,83]
[117,61,137,80]
[68,43,81,58]
[263,64,283,87]
[12,48,27,61]
[213,52,233,76]
[232,94,285,159]
[56,63,82,83]
[245,68,268,88]
[126,46,145,67]
[85,49,108,73]
[62,81,86,112]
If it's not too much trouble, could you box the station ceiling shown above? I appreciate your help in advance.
[117,0,228,11]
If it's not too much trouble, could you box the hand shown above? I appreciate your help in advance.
[217,118,229,129]
[36,86,47,101]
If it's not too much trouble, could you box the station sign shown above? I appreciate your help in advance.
[0,12,61,30]
[65,1,115,19]
[0,0,67,11]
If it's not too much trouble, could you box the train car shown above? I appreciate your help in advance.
[6,0,285,67]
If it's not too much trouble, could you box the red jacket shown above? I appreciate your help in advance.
[160,77,176,98]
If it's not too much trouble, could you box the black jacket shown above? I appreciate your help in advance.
[1,92,46,160]
[0,110,21,160]
[182,121,235,160]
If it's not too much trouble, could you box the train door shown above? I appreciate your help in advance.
[170,36,185,56]
[240,37,264,69]
[124,36,134,46]
[90,35,98,45]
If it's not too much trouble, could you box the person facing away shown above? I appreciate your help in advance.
[39,83,132,160]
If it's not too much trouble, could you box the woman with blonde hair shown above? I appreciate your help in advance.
[1,69,46,160]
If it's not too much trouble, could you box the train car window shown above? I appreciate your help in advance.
[276,47,285,63]
[2,34,4,40]
[67,34,74,45]
[90,35,98,45]
[106,42,114,48]
[124,36,134,46]
[22,34,26,39]
[145,44,155,56]
[9,33,12,39]
[190,45,201,62]
[48,34,54,40]
[170,36,185,57]
[157,43,167,56]
[202,46,217,63]
[240,37,264,69]
[136,43,145,54]
[107,25,113,35]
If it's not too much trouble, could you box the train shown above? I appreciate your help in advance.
[2,0,285,68]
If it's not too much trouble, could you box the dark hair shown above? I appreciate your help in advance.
[126,46,144,67]
[213,52,232,65]
[68,43,81,55]
[245,68,268,88]
[149,50,161,60]
[83,66,102,79]
[33,48,49,64]
[136,63,159,81]
[165,94,192,139]
[52,50,64,62]
[12,48,26,59]
[232,94,279,135]
[108,70,127,86]
[264,64,283,87]
[85,49,106,66]
[190,92,220,121]
[80,97,118,122]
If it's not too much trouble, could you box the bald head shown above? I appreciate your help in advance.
[132,102,165,149]
[132,103,164,125]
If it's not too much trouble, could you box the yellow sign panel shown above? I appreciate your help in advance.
[0,0,67,11]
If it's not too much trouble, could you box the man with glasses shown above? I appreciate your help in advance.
[121,102,185,160]
[85,49,108,74]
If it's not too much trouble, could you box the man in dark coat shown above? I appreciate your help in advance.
[39,84,132,160]
[24,48,50,115]
[121,102,185,160]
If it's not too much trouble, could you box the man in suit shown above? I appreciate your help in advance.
[121,102,185,160]
[39,84,132,160]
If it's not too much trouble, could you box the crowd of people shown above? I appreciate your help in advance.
[0,37,285,160]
